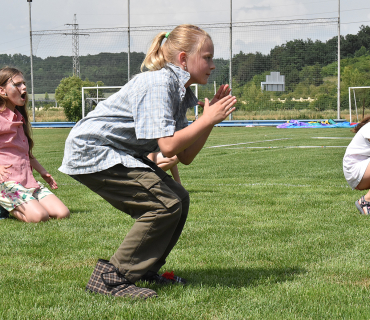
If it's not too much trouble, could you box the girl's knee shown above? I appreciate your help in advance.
[26,209,50,223]
[56,208,70,219]
[48,205,70,220]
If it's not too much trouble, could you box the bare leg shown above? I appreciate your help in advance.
[39,194,70,219]
[11,199,50,223]
[356,161,370,191]
[355,162,370,214]
[169,165,181,184]
[11,195,69,223]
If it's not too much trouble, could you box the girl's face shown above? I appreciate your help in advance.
[0,73,27,111]
[186,38,215,87]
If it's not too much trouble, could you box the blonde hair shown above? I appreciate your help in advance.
[141,24,212,72]
[0,66,34,158]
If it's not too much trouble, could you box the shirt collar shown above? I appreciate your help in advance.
[165,63,193,101]
[165,63,190,87]
[0,106,23,122]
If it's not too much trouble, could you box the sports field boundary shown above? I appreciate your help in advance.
[31,119,348,128]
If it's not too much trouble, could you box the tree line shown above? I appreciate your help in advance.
[1,25,370,114]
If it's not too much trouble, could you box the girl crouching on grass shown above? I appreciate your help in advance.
[343,116,370,214]
[0,67,70,223]
[59,24,236,299]
[148,152,182,184]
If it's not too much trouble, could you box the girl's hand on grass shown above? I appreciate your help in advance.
[0,164,12,182]
[197,84,231,108]
[41,172,58,189]
[202,95,237,126]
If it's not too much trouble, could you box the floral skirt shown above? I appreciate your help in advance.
[0,181,53,212]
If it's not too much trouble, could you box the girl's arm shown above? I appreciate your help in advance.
[158,94,236,165]
[157,155,182,184]
[30,158,58,189]
[148,152,181,183]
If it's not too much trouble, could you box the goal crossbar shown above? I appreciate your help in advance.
[82,84,201,119]
[81,83,219,119]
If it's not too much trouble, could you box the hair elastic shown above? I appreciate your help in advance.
[165,32,170,38]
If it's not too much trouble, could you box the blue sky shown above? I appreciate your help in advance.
[2,0,369,57]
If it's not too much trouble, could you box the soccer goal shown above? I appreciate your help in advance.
[82,86,123,118]
[191,82,218,119]
[81,83,217,119]
[348,86,370,123]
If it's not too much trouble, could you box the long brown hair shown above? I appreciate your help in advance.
[352,116,370,133]
[141,24,212,71]
[0,66,34,158]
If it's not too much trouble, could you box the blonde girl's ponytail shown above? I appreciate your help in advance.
[141,32,167,72]
[141,25,212,72]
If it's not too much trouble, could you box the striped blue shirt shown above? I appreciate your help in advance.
[59,63,198,175]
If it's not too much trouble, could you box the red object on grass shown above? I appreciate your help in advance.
[161,271,175,280]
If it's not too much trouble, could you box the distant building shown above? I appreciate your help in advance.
[261,72,285,91]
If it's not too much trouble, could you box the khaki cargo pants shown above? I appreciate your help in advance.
[71,159,189,283]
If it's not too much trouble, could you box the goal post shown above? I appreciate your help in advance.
[190,84,199,118]
[348,86,370,123]
[190,82,218,119]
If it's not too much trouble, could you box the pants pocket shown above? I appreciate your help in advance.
[135,171,180,209]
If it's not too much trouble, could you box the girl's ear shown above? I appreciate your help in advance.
[178,51,187,70]
[0,86,6,96]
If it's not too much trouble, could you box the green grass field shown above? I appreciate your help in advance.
[1,126,370,319]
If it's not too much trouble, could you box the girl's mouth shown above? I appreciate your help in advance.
[21,93,27,100]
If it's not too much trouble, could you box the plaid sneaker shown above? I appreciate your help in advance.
[85,259,157,299]
[141,270,187,285]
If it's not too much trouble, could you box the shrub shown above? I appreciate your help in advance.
[55,76,103,122]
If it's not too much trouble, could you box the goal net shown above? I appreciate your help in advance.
[82,84,201,119]
[82,86,122,118]
[348,86,370,122]
[25,17,338,120]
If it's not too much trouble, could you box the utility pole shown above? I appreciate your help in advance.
[66,14,80,77]
[229,0,233,120]
[27,0,35,122]
[337,0,341,119]
[128,0,131,81]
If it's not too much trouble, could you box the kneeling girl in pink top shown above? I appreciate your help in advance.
[0,67,70,222]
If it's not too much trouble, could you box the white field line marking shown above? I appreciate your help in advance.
[191,182,351,189]
[206,138,291,148]
[222,146,348,149]
[311,137,353,139]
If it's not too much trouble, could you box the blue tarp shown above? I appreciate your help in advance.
[277,119,357,128]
